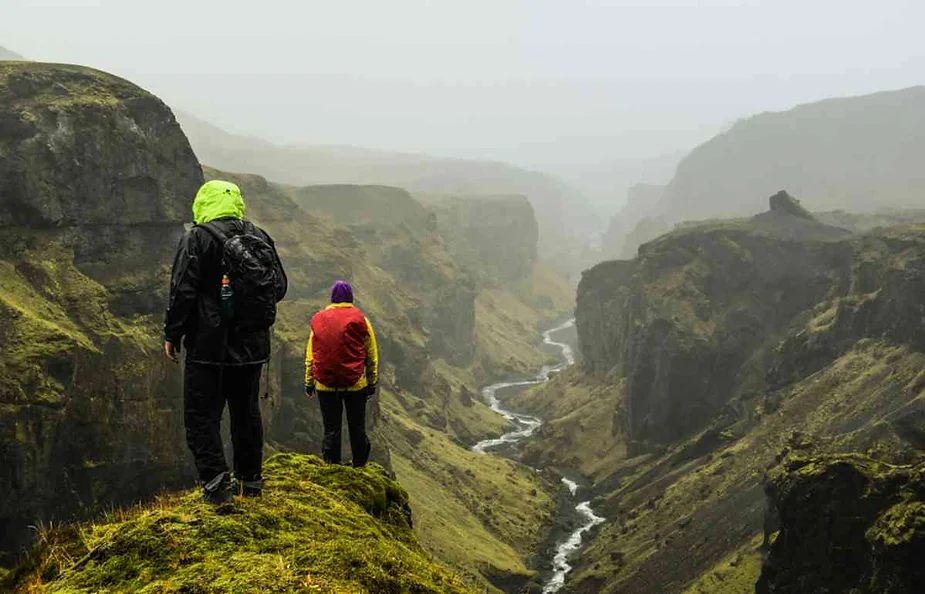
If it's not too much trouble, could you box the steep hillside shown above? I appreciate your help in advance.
[659,86,925,223]
[511,194,925,592]
[4,453,475,593]
[0,62,203,557]
[175,110,597,271]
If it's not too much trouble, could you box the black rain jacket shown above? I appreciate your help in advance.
[164,217,287,365]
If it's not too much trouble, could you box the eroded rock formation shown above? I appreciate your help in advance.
[0,62,203,554]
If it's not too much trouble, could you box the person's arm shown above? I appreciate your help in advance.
[304,330,315,396]
[364,317,379,393]
[163,229,202,359]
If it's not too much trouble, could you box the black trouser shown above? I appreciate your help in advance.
[184,362,264,483]
[318,390,371,466]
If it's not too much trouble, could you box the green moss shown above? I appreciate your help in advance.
[511,367,627,480]
[384,396,557,592]
[869,501,925,547]
[0,62,151,110]
[6,453,474,594]
[682,534,764,594]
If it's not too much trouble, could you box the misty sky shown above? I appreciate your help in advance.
[3,0,924,170]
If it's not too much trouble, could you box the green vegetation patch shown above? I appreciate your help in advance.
[7,453,474,594]
[0,62,149,110]
[682,533,764,594]
[384,397,557,592]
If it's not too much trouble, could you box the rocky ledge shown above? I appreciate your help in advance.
[759,453,925,593]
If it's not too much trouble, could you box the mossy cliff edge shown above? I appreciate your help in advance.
[3,453,475,594]
[0,62,203,554]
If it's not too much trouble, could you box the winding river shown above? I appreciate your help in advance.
[471,319,604,593]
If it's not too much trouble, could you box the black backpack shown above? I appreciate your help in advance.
[199,221,280,332]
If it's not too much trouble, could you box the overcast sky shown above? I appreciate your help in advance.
[2,0,923,169]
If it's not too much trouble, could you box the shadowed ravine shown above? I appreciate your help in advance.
[471,319,603,593]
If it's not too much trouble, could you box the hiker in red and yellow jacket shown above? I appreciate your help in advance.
[304,281,379,467]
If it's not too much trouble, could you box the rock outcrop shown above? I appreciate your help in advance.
[766,190,814,220]
[0,63,203,555]
[758,454,925,593]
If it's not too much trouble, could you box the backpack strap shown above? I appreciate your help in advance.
[196,221,229,244]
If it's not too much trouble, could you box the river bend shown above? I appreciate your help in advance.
[471,319,603,593]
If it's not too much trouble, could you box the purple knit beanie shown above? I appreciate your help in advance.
[331,280,354,303]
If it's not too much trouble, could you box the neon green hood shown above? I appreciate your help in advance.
[192,180,246,224]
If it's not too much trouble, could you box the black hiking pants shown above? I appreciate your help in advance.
[318,390,371,467]
[184,362,264,484]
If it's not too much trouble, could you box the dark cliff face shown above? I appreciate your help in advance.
[576,259,635,372]
[758,454,925,593]
[0,63,203,555]
[577,200,854,445]
[563,190,925,592]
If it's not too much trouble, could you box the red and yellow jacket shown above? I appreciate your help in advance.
[304,303,379,392]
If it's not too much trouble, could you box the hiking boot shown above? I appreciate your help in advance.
[202,472,235,504]
[241,477,263,498]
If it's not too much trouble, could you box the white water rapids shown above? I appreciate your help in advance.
[543,478,606,593]
[470,319,604,593]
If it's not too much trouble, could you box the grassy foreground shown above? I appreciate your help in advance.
[5,454,474,594]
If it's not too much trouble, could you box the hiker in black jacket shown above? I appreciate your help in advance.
[164,180,287,503]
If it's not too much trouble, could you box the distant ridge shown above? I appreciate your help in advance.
[175,110,598,268]
[658,85,925,222]
[607,85,925,258]
[0,45,25,61]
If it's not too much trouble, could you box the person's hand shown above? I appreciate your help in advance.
[365,384,378,400]
[304,386,316,401]
[164,341,179,363]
